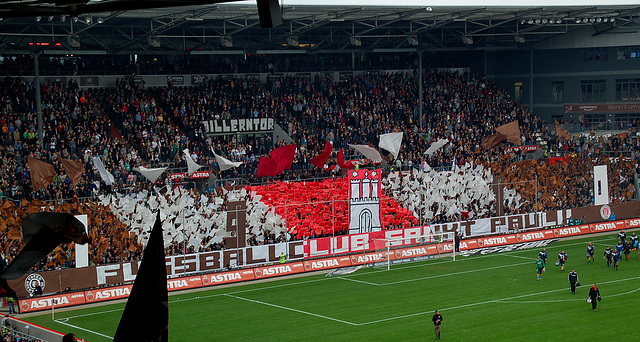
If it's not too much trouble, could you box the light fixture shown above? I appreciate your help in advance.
[583,18,588,23]
[97,18,104,24]
[48,16,54,22]
[589,18,595,23]
[147,36,160,48]
[520,20,525,25]
[426,7,432,11]
[611,17,615,23]
[220,35,233,47]
[535,19,541,24]
[36,16,41,22]
[576,19,581,23]
[527,19,533,24]
[67,35,80,48]
[542,19,548,24]
[349,36,362,46]
[407,35,419,46]
[61,15,66,22]
[287,35,300,47]
[596,18,602,23]
[461,35,473,45]
[603,17,609,22]
[513,35,525,43]
[73,17,78,23]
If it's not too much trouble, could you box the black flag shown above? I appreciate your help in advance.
[0,213,88,280]
[113,211,168,342]
[0,212,88,299]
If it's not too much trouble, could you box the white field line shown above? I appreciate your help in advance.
[53,318,114,339]
[378,261,532,286]
[337,277,382,286]
[356,275,640,326]
[52,236,616,327]
[223,294,359,326]
[508,254,536,260]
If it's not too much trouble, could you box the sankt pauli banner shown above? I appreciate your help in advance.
[10,201,639,298]
[15,216,640,313]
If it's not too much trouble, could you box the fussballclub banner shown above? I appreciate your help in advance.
[14,217,640,312]
[348,169,382,235]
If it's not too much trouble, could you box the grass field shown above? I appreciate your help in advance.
[25,232,640,342]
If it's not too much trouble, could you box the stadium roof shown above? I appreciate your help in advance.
[0,1,639,54]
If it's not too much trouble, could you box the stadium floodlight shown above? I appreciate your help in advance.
[461,35,473,45]
[513,35,525,43]
[349,36,362,46]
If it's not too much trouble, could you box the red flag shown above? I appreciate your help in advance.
[28,157,56,191]
[257,156,278,178]
[271,144,297,173]
[310,141,333,169]
[337,148,354,169]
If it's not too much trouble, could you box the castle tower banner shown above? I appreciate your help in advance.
[349,169,382,235]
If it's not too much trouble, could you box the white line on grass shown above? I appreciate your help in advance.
[223,294,359,326]
[53,319,114,339]
[54,236,618,327]
[356,275,640,326]
[336,277,382,286]
[379,261,532,286]
[507,254,536,260]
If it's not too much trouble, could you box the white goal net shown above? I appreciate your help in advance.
[362,232,455,271]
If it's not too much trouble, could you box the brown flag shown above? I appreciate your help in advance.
[28,157,56,191]
[554,120,572,140]
[496,120,522,145]
[60,158,84,187]
[482,133,507,149]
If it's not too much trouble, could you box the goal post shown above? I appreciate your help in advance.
[363,232,456,271]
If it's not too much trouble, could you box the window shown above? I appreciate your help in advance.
[615,79,640,101]
[551,81,564,103]
[580,80,606,102]
[514,82,523,103]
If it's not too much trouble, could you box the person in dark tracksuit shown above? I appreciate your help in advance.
[568,269,579,294]
[432,310,443,340]
[588,284,601,311]
[604,246,613,267]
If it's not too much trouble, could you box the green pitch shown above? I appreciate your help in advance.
[25,233,640,341]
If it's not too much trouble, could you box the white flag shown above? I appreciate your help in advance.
[183,149,204,176]
[378,132,403,159]
[424,139,449,155]
[348,144,383,163]
[212,149,243,171]
[92,157,115,186]
[134,166,167,183]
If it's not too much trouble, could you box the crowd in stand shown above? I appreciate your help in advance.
[1,62,640,272]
